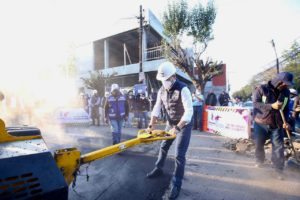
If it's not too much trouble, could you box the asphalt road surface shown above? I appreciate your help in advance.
[40,123,300,200]
[42,125,174,200]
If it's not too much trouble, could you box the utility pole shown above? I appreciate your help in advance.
[138,5,145,83]
[271,39,279,74]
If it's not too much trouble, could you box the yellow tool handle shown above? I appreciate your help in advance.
[80,130,176,164]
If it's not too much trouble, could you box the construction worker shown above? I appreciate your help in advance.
[104,84,129,145]
[288,88,299,133]
[146,62,193,200]
[89,90,101,126]
[253,72,294,179]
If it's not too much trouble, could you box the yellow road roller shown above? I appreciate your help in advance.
[0,119,175,200]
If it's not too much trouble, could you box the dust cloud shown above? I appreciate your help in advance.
[0,59,82,144]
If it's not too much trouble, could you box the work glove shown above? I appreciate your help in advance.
[271,101,282,110]
[146,125,153,133]
[169,127,179,135]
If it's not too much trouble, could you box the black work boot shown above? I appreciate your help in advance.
[168,186,181,200]
[146,168,163,178]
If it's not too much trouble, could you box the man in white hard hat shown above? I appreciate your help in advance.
[104,83,129,145]
[146,61,193,200]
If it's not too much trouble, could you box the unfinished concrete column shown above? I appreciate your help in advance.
[104,40,109,69]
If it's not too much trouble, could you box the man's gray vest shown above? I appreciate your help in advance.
[160,80,186,125]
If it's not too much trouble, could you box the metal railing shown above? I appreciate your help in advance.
[145,46,164,61]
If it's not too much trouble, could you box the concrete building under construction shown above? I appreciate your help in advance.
[92,9,192,93]
[76,9,227,96]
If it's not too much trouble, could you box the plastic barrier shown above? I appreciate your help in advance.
[202,105,208,131]
[205,106,251,139]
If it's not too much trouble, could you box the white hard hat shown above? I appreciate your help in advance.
[156,61,176,81]
[290,88,298,95]
[92,90,97,94]
[111,83,119,92]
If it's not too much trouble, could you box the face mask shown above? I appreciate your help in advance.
[162,80,173,90]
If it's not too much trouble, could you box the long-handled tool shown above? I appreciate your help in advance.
[279,109,300,162]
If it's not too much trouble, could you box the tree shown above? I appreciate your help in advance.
[81,71,116,97]
[282,41,300,92]
[162,0,223,92]
[232,41,300,99]
[60,44,78,79]
[232,84,253,102]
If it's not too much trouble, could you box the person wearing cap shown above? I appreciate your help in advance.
[253,71,294,179]
[104,83,129,145]
[146,61,193,199]
[89,90,101,126]
[288,88,300,133]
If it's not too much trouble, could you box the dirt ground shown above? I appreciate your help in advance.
[41,124,300,200]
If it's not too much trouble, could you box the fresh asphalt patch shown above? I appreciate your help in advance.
[69,151,174,200]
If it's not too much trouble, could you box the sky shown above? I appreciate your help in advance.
[0,0,300,94]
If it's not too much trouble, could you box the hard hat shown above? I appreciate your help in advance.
[289,88,298,95]
[156,61,176,81]
[92,90,97,94]
[111,83,119,92]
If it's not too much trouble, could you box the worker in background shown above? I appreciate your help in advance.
[100,91,109,125]
[104,84,129,145]
[89,90,101,126]
[146,62,193,200]
[288,88,300,133]
[205,90,217,106]
[125,91,135,128]
[218,90,231,106]
[136,92,150,129]
[192,84,204,131]
[253,72,293,180]
[149,88,158,110]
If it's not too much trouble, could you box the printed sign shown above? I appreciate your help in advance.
[206,106,251,139]
[55,108,92,125]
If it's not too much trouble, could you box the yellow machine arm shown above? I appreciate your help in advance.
[0,118,175,186]
[54,129,176,185]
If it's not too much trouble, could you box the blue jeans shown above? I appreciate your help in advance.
[155,122,192,188]
[193,105,203,130]
[110,119,124,144]
[254,122,284,170]
[295,118,300,130]
[138,111,148,128]
[125,112,134,128]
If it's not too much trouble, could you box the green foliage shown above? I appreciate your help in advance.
[81,71,116,97]
[282,41,300,92]
[59,44,78,78]
[163,0,188,41]
[233,41,300,99]
[162,0,222,91]
[232,84,253,101]
[188,1,216,48]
